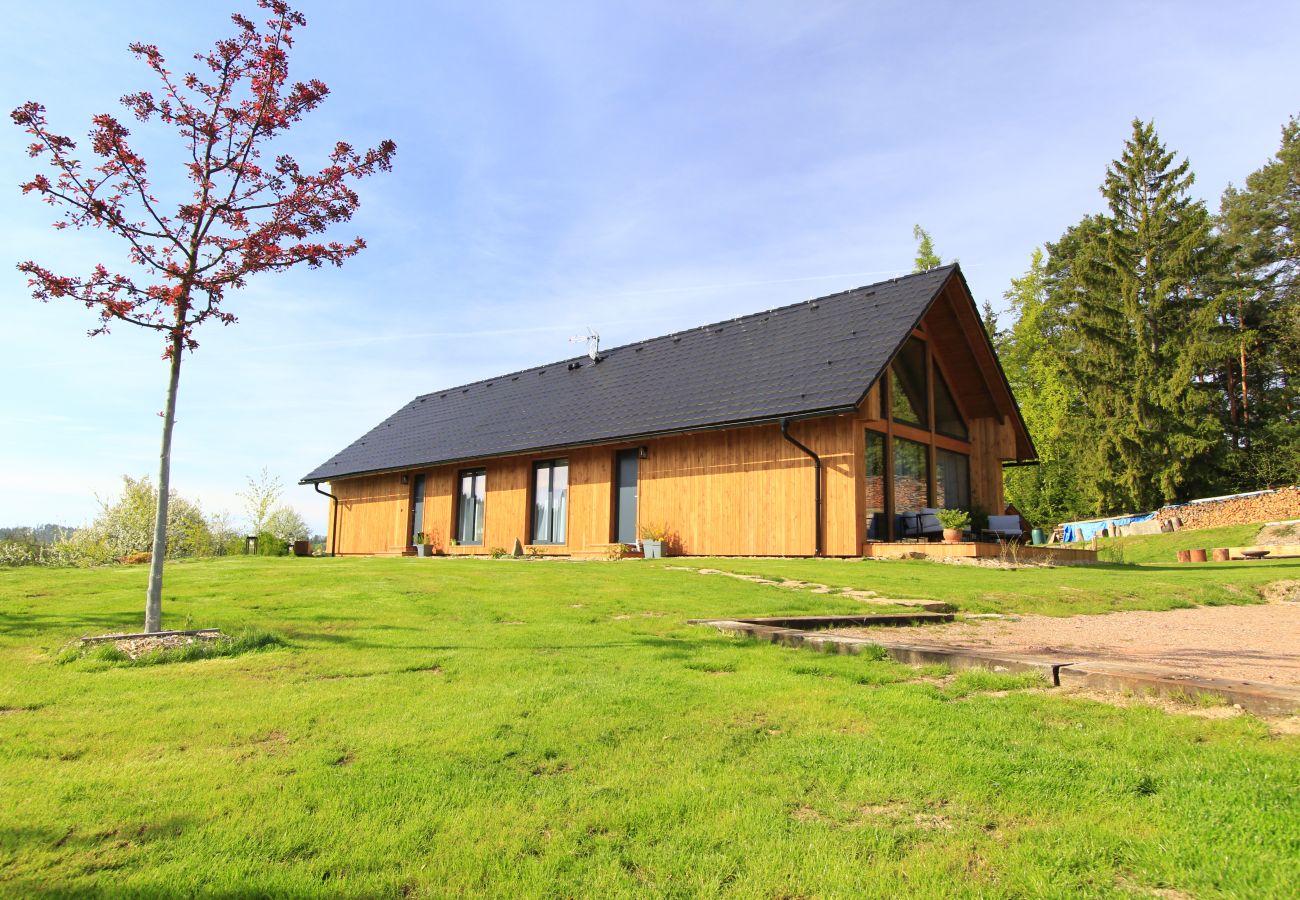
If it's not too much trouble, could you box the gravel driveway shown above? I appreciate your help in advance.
[834,598,1300,685]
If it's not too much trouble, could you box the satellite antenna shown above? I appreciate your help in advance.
[569,326,601,361]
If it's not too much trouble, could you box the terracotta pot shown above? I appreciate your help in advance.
[1189,548,1207,563]
[942,528,963,544]
[1212,548,1230,562]
[1176,550,1190,563]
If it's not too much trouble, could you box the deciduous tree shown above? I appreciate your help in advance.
[999,248,1090,525]
[238,467,283,536]
[12,1,395,631]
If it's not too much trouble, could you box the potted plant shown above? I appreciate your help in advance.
[413,531,433,557]
[640,523,672,559]
[936,509,970,543]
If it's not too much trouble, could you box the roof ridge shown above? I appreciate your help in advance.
[410,265,956,400]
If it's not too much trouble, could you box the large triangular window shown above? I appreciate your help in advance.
[888,338,928,428]
[933,364,968,439]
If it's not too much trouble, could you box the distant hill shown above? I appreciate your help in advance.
[0,524,77,545]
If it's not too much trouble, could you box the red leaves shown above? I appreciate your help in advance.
[13,0,395,356]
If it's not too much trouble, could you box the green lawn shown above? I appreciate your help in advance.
[1094,522,1276,564]
[660,553,1298,616]
[2,557,1298,897]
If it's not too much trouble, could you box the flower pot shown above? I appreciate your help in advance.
[942,528,962,544]
[1176,550,1190,563]
[1212,548,1230,562]
[1188,548,1207,563]
[415,544,432,557]
[642,539,663,559]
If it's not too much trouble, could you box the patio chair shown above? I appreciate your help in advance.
[899,508,944,541]
[982,515,1024,543]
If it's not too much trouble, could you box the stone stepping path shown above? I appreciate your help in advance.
[664,565,953,612]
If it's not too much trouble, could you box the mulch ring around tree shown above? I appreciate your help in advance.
[79,628,225,660]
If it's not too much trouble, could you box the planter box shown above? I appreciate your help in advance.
[415,544,433,557]
[642,540,664,559]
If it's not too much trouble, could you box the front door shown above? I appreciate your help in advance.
[614,449,639,544]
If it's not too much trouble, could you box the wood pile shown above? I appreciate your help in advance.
[1156,486,1300,531]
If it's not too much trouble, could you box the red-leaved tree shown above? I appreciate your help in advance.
[13,0,395,632]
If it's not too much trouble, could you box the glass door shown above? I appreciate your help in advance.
[614,449,639,544]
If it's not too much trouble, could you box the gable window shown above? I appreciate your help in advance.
[889,337,928,428]
[456,469,486,545]
[531,459,569,545]
[933,365,969,439]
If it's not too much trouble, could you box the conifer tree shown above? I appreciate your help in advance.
[1218,114,1300,460]
[912,224,942,272]
[1057,120,1223,511]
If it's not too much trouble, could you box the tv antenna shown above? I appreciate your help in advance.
[569,327,601,361]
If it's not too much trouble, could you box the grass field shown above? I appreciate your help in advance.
[2,556,1299,897]
[1094,522,1278,564]
[660,552,1297,616]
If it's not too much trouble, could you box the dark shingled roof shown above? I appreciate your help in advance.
[302,264,961,483]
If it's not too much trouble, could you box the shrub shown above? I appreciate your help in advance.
[936,509,971,530]
[254,531,289,557]
[0,541,36,567]
[488,546,509,559]
[640,522,672,541]
[89,475,214,559]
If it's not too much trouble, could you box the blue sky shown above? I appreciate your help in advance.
[3,0,1298,533]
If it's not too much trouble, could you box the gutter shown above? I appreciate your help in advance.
[313,483,340,557]
[780,418,823,557]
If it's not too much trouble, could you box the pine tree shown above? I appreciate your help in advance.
[1058,120,1224,512]
[912,224,942,272]
[1218,114,1300,462]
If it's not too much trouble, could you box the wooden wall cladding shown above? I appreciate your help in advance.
[338,447,616,556]
[328,472,410,555]
[969,416,1015,514]
[639,417,859,556]
[325,417,858,557]
[323,407,1008,556]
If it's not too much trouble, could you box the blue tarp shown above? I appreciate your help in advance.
[1061,513,1155,544]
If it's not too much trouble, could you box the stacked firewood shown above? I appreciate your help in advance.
[1156,486,1300,531]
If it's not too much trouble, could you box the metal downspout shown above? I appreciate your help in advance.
[313,483,340,557]
[780,418,823,556]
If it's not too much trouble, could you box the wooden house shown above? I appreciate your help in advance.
[302,264,1035,557]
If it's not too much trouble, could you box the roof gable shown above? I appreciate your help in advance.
[303,265,965,482]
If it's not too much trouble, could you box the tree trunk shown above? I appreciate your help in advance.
[144,330,185,633]
[1238,294,1248,440]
